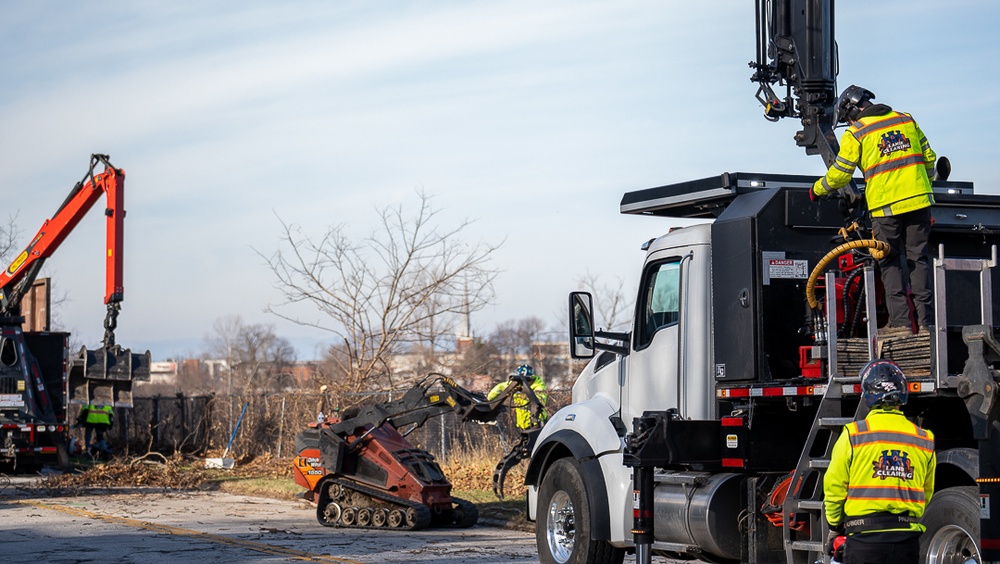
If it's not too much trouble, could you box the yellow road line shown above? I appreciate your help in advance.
[21,500,365,564]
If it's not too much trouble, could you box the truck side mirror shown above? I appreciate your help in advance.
[569,292,595,359]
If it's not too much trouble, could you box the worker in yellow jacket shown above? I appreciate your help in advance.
[824,360,936,564]
[812,86,937,335]
[487,364,548,430]
[77,403,114,456]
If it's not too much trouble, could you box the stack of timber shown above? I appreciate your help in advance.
[836,332,931,378]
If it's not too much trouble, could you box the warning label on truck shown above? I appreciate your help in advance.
[0,394,24,408]
[768,259,809,280]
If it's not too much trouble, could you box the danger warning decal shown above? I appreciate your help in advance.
[768,259,808,280]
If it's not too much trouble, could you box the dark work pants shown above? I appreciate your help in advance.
[871,207,933,329]
[85,424,110,450]
[843,534,920,564]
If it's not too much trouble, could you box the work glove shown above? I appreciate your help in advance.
[809,187,818,202]
[826,526,844,556]
[842,187,862,207]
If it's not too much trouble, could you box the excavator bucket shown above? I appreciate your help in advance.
[68,345,150,408]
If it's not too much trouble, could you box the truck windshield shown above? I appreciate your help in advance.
[636,260,680,349]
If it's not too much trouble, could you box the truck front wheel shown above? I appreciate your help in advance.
[920,486,981,564]
[536,458,624,564]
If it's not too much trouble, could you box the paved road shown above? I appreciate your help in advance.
[1,483,540,563]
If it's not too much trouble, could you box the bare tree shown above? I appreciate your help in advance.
[0,213,19,263]
[205,315,297,394]
[576,272,634,332]
[262,190,501,394]
[206,314,243,395]
[454,337,501,377]
[488,316,547,370]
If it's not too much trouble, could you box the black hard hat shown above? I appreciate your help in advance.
[834,85,876,124]
[860,359,908,408]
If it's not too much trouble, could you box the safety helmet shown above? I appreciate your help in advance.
[834,85,876,124]
[516,364,535,378]
[859,359,908,408]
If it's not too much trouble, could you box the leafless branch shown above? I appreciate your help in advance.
[259,190,501,392]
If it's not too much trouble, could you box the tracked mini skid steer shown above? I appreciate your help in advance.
[292,373,544,530]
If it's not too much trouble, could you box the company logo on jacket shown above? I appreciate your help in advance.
[872,449,914,480]
[878,130,912,156]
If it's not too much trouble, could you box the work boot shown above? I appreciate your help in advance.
[917,324,934,336]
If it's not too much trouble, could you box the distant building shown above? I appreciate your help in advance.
[149,361,178,385]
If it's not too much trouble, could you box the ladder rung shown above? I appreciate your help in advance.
[797,500,824,511]
[818,417,853,428]
[790,540,824,552]
[809,459,830,469]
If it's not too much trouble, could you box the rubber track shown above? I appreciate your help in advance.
[319,478,432,531]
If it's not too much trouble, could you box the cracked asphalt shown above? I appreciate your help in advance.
[1,483,540,563]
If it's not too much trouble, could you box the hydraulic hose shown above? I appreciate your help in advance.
[805,239,890,310]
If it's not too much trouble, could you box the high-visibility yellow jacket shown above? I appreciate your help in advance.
[487,376,549,430]
[813,106,936,217]
[824,408,936,533]
[80,404,113,426]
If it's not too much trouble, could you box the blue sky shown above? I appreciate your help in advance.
[2,1,997,361]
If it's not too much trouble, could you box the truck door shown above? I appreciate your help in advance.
[624,245,711,426]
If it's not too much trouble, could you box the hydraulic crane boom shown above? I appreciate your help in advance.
[1,154,148,470]
[749,0,840,167]
[0,154,127,347]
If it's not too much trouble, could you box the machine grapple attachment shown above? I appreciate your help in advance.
[69,345,150,408]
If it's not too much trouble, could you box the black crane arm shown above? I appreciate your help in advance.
[749,0,867,207]
[750,0,840,167]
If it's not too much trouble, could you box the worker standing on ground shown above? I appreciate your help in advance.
[77,403,114,456]
[823,360,936,564]
[811,86,937,335]
[487,364,548,430]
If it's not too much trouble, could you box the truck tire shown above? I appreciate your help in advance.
[536,458,624,564]
[920,486,981,564]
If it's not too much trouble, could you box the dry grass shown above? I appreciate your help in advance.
[439,443,527,495]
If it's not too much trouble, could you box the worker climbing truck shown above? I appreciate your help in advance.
[0,155,150,471]
[525,2,998,564]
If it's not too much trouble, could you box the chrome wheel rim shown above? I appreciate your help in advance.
[546,490,575,563]
[926,524,981,564]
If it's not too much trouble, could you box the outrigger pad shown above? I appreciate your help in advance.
[68,345,151,408]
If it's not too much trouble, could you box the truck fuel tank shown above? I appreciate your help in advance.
[653,472,743,561]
